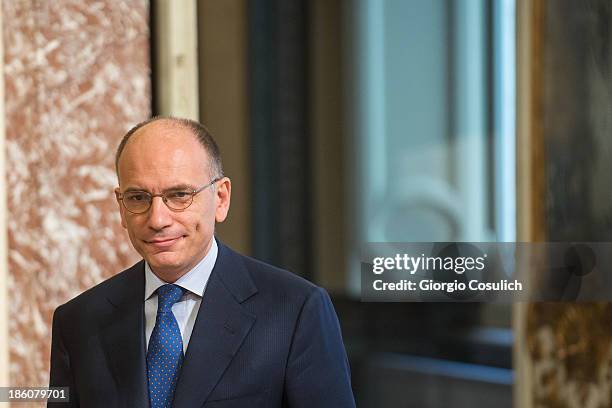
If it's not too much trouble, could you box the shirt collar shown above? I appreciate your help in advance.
[144,237,218,300]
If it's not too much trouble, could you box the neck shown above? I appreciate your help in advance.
[150,237,215,283]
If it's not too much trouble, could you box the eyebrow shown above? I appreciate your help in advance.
[122,184,197,193]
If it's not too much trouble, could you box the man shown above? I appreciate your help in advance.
[49,117,356,407]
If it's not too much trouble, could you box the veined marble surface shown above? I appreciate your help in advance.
[2,0,150,387]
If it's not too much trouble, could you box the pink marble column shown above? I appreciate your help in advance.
[2,0,150,386]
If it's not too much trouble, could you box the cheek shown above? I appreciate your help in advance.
[125,222,140,241]
[193,219,212,234]
[124,217,146,241]
[179,199,216,237]
[191,214,215,239]
[192,201,216,232]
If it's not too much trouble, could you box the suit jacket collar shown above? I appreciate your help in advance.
[100,241,258,407]
[211,241,258,303]
[173,241,258,407]
[100,261,149,408]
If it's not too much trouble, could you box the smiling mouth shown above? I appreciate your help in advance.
[145,236,184,248]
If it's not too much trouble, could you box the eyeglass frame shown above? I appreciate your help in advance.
[116,176,224,214]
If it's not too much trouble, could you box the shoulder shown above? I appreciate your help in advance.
[245,254,317,293]
[53,260,144,318]
[217,242,324,306]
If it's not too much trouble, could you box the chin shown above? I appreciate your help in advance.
[147,254,184,272]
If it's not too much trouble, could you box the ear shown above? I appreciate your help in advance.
[115,187,128,229]
[214,177,231,223]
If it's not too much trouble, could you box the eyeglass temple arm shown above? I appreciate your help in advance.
[194,176,224,194]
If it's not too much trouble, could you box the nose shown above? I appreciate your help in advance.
[147,196,173,231]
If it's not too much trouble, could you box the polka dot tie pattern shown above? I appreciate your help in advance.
[147,284,185,408]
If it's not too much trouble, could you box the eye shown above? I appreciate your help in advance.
[166,191,191,200]
[125,192,149,202]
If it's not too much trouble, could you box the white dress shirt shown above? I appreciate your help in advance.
[144,238,218,353]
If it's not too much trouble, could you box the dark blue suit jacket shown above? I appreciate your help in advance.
[49,241,356,407]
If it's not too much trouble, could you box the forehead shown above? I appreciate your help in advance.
[117,122,209,187]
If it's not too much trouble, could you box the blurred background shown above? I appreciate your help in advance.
[0,0,610,407]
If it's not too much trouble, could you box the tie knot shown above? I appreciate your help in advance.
[157,284,184,313]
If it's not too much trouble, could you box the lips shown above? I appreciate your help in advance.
[145,236,183,249]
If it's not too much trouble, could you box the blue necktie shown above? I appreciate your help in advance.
[147,284,185,408]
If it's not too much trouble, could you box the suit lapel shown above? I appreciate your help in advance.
[99,262,149,408]
[173,242,258,408]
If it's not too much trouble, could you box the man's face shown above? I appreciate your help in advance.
[115,122,230,282]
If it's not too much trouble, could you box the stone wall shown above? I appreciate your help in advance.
[2,0,150,386]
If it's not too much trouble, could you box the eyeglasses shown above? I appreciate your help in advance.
[117,177,223,214]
